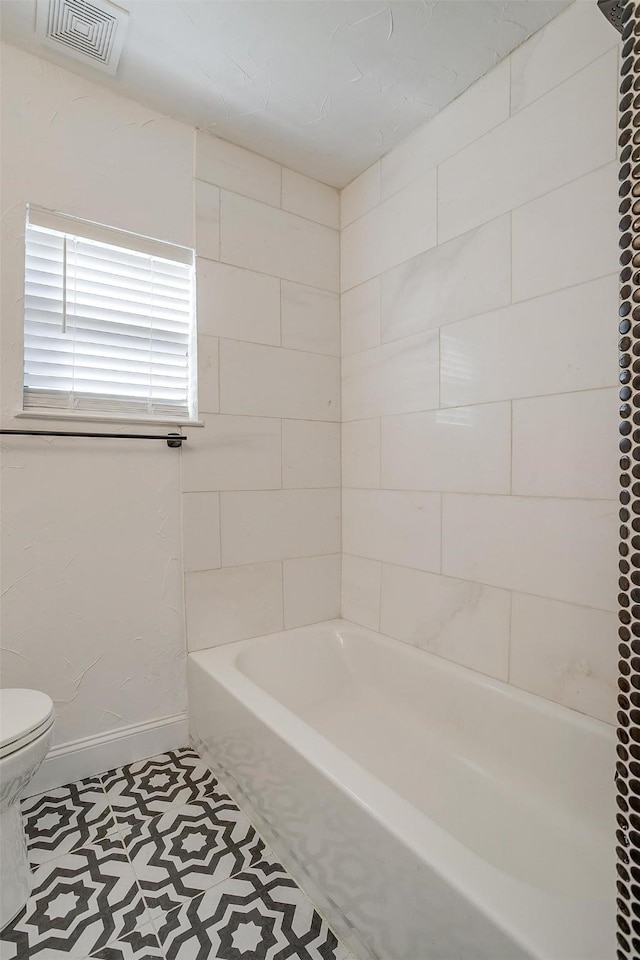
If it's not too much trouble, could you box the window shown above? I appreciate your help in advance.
[23,206,196,422]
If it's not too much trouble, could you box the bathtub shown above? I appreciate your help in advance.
[188,619,615,960]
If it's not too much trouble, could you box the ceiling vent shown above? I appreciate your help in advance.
[36,0,129,75]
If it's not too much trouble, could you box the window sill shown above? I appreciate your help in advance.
[14,410,205,428]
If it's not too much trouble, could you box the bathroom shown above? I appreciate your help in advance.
[0,0,629,957]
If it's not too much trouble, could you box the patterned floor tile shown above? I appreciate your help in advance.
[154,854,351,960]
[22,778,116,866]
[0,835,150,959]
[101,749,223,829]
[89,922,164,959]
[123,797,263,919]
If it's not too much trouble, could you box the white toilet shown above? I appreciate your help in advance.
[0,689,54,929]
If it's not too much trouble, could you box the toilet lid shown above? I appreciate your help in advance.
[0,689,54,753]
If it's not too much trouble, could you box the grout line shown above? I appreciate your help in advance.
[342,485,616,502]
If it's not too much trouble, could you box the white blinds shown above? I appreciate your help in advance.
[23,209,195,420]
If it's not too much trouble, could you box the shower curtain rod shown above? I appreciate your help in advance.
[0,429,184,448]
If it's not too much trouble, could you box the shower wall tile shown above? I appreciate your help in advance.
[281,168,340,228]
[341,554,381,631]
[197,335,219,415]
[342,419,380,489]
[439,275,617,408]
[340,162,381,228]
[380,215,511,343]
[196,131,282,207]
[510,593,617,724]
[512,163,618,302]
[342,489,441,573]
[197,259,281,345]
[182,415,281,493]
[438,49,617,241]
[379,565,511,680]
[220,489,341,566]
[341,278,381,356]
[512,389,618,500]
[182,493,221,573]
[442,494,617,612]
[342,331,439,421]
[281,281,340,356]
[282,420,341,489]
[219,340,340,421]
[381,403,511,495]
[194,181,220,261]
[283,554,341,629]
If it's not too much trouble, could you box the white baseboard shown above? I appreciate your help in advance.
[25,713,189,797]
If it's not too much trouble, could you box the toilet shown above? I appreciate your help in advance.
[0,689,54,928]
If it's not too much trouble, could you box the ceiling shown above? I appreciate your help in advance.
[0,0,571,187]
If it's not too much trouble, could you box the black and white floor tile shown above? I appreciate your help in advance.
[0,748,351,960]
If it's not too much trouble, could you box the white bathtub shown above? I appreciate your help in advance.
[188,619,615,960]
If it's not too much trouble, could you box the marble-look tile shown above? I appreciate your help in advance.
[381,403,511,495]
[512,163,618,302]
[282,420,340,488]
[221,192,339,293]
[220,489,341,566]
[438,50,617,241]
[340,162,381,228]
[342,331,439,421]
[341,277,381,357]
[220,340,340,421]
[341,169,437,291]
[342,419,380,489]
[185,563,283,650]
[381,215,511,342]
[182,414,281,492]
[22,778,115,866]
[341,554,381,631]
[196,131,281,207]
[281,281,340,356]
[381,60,510,201]
[283,554,341,629]
[510,593,616,724]
[196,334,219,414]
[510,0,617,115]
[380,565,510,680]
[440,275,617,408]
[282,168,340,228]
[343,489,440,573]
[197,259,280,346]
[442,494,617,611]
[194,181,220,261]
[512,389,617,500]
[181,492,220,573]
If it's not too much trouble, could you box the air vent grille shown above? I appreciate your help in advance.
[36,0,129,75]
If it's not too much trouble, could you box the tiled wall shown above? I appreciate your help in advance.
[340,0,620,725]
[183,133,341,651]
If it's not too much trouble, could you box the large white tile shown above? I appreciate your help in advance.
[283,554,341,628]
[510,593,616,724]
[282,420,340,488]
[221,192,339,293]
[281,281,340,356]
[195,181,220,261]
[340,162,381,228]
[220,340,340,421]
[381,215,511,343]
[440,275,617,408]
[342,331,439,421]
[381,403,511,494]
[510,1,617,115]
[342,419,380,489]
[185,562,283,650]
[197,335,219,415]
[341,554,381,630]
[381,60,510,201]
[341,278,381,356]
[220,489,341,565]
[341,169,437,291]
[343,489,440,572]
[182,493,220,573]
[438,50,617,241]
[182,415,281,492]
[512,163,618,302]
[380,564,510,680]
[442,494,617,611]
[196,131,281,207]
[512,389,617,500]
[282,168,339,228]
[197,260,280,346]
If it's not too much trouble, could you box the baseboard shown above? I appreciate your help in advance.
[25,713,189,797]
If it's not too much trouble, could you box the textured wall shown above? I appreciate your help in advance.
[340,0,620,725]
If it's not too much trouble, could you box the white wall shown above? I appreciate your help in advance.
[340,0,620,725]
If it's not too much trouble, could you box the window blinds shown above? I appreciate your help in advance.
[23,208,195,420]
